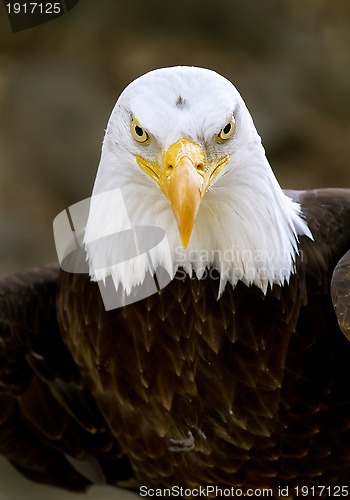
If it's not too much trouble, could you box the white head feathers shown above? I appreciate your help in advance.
[84,66,312,297]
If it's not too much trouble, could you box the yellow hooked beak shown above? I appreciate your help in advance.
[136,138,229,248]
[162,140,205,248]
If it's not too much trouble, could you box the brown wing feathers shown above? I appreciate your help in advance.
[0,265,133,489]
[1,189,350,496]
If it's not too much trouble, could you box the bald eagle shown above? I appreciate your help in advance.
[1,67,350,498]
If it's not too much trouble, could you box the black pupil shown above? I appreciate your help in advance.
[135,125,144,137]
[223,123,231,135]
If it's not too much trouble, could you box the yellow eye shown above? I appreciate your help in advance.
[131,117,149,144]
[218,116,236,142]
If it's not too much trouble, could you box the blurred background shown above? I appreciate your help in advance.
[1,0,350,277]
[0,0,350,498]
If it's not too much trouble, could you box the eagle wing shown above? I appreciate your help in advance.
[331,249,350,340]
[2,188,350,493]
[0,265,133,490]
[55,188,350,491]
[289,188,350,342]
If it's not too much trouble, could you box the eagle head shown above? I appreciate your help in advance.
[84,66,311,296]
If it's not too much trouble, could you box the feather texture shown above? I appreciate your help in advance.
[1,66,350,498]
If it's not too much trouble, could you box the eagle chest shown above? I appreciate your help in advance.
[72,276,300,455]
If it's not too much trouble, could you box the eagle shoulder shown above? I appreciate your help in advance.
[288,188,350,338]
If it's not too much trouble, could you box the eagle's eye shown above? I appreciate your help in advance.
[218,116,236,142]
[131,117,149,144]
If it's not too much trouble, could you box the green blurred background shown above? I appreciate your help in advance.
[1,0,350,277]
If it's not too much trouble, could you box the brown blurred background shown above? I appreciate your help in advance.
[1,0,350,277]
